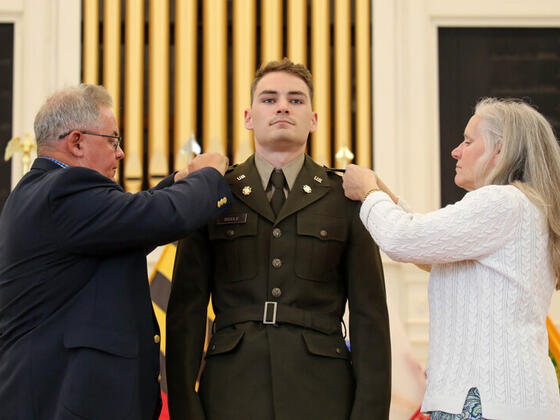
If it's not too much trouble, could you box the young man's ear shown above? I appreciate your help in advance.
[66,131,84,157]
[244,109,253,130]
[309,112,318,134]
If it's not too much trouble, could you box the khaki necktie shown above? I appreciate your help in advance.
[269,169,287,217]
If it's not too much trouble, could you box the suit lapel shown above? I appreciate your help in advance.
[227,155,276,223]
[275,155,331,225]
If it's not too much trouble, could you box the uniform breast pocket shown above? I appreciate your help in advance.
[208,213,258,282]
[295,214,347,281]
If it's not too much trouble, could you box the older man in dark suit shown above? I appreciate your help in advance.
[0,84,231,420]
[166,59,391,420]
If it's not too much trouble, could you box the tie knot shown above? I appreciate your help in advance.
[270,169,286,190]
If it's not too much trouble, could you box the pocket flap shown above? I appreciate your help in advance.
[64,324,138,358]
[205,330,245,357]
[297,214,346,241]
[302,331,350,360]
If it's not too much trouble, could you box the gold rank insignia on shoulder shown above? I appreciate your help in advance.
[313,176,322,183]
[242,186,252,196]
[236,174,246,181]
[217,197,228,208]
[303,185,312,194]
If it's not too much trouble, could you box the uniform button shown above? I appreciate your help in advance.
[272,287,282,298]
[226,229,235,237]
[272,228,282,238]
[335,347,341,354]
[154,334,160,344]
[158,374,162,383]
[272,258,282,268]
[211,344,216,351]
[320,229,328,238]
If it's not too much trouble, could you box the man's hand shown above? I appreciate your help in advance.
[189,153,229,175]
[174,153,230,182]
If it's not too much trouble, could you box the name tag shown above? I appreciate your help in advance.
[215,213,248,225]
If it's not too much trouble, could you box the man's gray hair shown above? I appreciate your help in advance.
[34,84,113,146]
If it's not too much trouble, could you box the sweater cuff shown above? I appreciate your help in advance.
[359,190,391,223]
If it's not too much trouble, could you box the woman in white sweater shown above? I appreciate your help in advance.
[343,98,560,420]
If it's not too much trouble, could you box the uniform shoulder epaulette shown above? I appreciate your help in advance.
[225,164,238,174]
[323,166,345,176]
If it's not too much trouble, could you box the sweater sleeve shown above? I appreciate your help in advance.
[359,185,524,264]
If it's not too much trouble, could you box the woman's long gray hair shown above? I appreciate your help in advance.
[476,98,560,289]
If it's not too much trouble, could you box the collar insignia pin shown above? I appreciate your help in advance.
[313,176,322,183]
[242,186,252,196]
[237,174,246,181]
[303,185,312,194]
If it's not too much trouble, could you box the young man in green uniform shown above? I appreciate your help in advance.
[166,59,391,420]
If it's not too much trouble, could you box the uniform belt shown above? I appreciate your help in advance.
[213,302,342,335]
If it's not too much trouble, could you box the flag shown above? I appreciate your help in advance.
[387,298,428,420]
[149,244,177,420]
[547,316,560,390]
[149,243,215,420]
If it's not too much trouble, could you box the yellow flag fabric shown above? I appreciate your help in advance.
[149,243,215,418]
[547,316,560,389]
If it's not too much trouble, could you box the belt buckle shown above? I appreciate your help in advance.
[263,301,278,325]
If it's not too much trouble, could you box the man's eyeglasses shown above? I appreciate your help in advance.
[58,130,122,152]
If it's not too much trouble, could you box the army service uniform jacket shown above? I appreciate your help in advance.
[166,154,391,420]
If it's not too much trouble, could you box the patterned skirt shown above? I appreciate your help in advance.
[429,388,487,420]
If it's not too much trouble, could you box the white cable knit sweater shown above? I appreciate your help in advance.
[360,184,560,420]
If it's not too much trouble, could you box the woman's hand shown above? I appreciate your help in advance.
[342,164,380,201]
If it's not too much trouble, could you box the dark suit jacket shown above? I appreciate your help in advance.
[166,155,391,420]
[0,158,231,420]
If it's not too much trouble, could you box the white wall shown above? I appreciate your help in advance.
[1,0,81,187]
[373,0,560,366]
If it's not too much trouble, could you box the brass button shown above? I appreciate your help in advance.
[335,347,341,354]
[272,228,282,238]
[320,229,328,238]
[226,229,235,237]
[158,374,162,383]
[154,334,161,344]
[272,258,282,268]
[272,287,282,298]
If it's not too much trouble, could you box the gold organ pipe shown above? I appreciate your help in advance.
[311,0,330,166]
[355,0,372,168]
[334,0,351,168]
[84,0,364,185]
[174,0,198,171]
[261,0,282,62]
[287,0,307,65]
[148,0,170,187]
[203,0,227,154]
[103,0,121,123]
[82,0,99,84]
[103,0,121,183]
[123,0,144,192]
[233,0,256,163]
